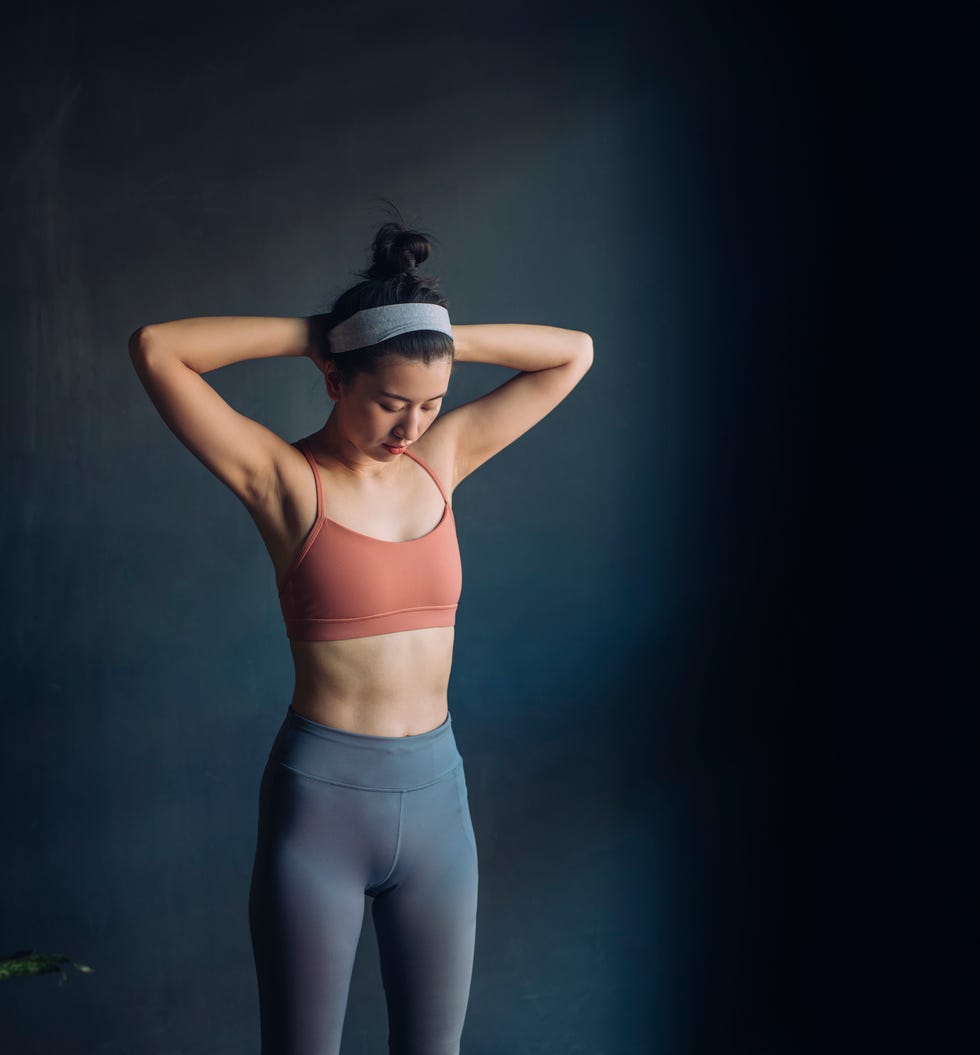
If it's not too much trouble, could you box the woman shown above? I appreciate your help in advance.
[129,217,593,1055]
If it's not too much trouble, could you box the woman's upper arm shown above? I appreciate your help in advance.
[128,327,290,507]
[433,336,593,489]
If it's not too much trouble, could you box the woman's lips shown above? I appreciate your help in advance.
[383,443,408,454]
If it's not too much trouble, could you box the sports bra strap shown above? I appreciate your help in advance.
[297,439,324,521]
[404,449,452,504]
[296,439,449,516]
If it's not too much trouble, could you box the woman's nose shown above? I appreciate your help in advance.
[396,411,422,441]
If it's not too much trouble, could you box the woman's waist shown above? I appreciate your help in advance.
[290,627,451,685]
[288,627,453,737]
[268,701,461,790]
[288,689,451,738]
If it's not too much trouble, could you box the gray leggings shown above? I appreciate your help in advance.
[248,705,479,1054]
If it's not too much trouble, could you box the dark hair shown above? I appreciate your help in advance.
[314,203,454,389]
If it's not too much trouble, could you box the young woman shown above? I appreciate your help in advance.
[129,218,593,1055]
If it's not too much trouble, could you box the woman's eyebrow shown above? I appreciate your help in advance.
[378,389,448,402]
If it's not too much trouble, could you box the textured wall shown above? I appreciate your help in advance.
[0,1,967,1053]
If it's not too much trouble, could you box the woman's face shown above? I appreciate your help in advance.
[330,354,453,460]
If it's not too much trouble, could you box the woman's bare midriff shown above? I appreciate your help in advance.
[287,625,455,737]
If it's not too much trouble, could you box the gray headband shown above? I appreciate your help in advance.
[327,303,454,355]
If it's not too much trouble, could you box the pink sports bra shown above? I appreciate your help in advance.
[277,439,462,642]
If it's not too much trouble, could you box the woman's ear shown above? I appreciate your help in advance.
[323,361,344,402]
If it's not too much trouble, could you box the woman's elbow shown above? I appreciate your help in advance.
[128,326,146,356]
[128,325,157,360]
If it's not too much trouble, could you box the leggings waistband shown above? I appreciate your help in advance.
[268,705,462,791]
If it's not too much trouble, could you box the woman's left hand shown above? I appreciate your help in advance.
[305,315,332,374]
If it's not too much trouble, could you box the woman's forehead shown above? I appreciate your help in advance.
[369,356,451,399]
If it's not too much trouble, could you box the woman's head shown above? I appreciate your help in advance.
[319,212,454,392]
[315,208,455,460]
[324,352,453,460]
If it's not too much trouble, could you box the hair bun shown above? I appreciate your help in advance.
[360,216,435,283]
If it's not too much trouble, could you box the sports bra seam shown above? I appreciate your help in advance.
[286,603,458,625]
[322,503,451,543]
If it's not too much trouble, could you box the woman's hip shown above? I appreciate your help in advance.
[263,704,463,792]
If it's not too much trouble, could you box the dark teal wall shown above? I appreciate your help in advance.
[1,2,967,1053]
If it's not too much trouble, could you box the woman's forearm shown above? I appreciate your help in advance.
[133,317,591,376]
[451,324,591,371]
[132,316,325,374]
